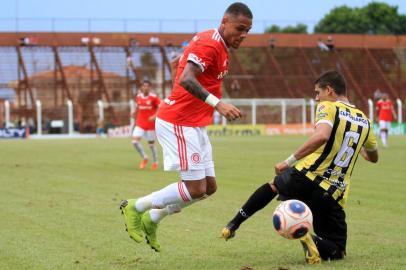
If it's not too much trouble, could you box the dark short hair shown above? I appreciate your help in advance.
[142,80,151,85]
[314,70,346,95]
[225,2,253,19]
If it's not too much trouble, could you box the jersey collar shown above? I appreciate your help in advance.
[214,28,228,50]
[139,93,150,99]
[338,100,355,108]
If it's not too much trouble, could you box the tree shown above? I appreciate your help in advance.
[265,23,307,34]
[315,2,406,34]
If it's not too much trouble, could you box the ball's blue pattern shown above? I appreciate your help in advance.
[289,201,306,214]
[273,214,281,230]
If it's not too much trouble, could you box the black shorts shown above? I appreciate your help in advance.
[274,167,347,252]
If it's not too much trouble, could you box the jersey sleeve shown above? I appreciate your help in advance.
[186,42,218,72]
[154,95,161,107]
[315,102,335,127]
[376,101,381,111]
[364,124,378,151]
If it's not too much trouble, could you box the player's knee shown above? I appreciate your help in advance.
[321,250,345,261]
[148,141,155,144]
[205,182,217,195]
[187,184,207,199]
[132,137,141,143]
[314,235,345,261]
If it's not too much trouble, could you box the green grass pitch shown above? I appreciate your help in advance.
[1,136,406,270]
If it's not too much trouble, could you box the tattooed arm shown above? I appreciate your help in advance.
[179,61,242,121]
[179,61,210,101]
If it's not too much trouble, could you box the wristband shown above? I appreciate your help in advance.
[205,94,220,107]
[285,154,297,166]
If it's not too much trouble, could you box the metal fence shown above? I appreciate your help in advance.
[2,98,403,136]
[0,18,318,33]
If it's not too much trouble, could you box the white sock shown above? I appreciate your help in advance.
[148,193,210,224]
[149,143,158,163]
[381,131,388,146]
[133,141,147,159]
[135,194,152,212]
[149,204,182,223]
[135,181,193,212]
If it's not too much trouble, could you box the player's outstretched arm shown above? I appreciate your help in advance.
[215,102,242,121]
[275,123,332,175]
[179,61,241,121]
[360,147,378,163]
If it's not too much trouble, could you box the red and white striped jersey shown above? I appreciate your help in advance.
[158,29,229,127]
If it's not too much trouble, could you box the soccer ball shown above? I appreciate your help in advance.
[272,199,313,240]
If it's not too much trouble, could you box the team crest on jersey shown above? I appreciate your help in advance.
[317,105,325,112]
[191,153,201,164]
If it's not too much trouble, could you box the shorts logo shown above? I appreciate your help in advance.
[191,153,201,164]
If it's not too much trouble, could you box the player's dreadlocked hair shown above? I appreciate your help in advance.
[225,2,253,19]
[315,70,347,95]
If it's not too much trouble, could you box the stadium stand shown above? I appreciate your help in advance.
[0,32,405,132]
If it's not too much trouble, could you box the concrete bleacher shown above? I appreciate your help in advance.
[0,32,405,130]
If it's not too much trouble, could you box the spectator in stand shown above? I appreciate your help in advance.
[149,36,160,46]
[317,39,329,52]
[269,36,276,49]
[326,36,334,50]
[230,79,241,93]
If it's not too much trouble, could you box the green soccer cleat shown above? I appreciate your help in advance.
[300,233,321,264]
[120,199,144,243]
[141,212,161,252]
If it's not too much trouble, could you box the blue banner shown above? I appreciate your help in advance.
[0,128,27,139]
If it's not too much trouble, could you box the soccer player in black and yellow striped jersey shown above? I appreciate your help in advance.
[221,70,378,264]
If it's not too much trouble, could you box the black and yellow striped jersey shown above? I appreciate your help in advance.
[295,101,378,208]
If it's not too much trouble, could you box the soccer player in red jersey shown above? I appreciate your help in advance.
[132,80,161,170]
[120,2,252,251]
[376,93,397,147]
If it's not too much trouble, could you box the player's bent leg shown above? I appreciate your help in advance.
[312,235,345,260]
[147,139,159,170]
[205,176,217,196]
[120,199,144,243]
[183,178,208,199]
[222,181,278,241]
[132,136,148,168]
[139,171,207,251]
[141,211,161,252]
[380,128,389,147]
[299,233,321,264]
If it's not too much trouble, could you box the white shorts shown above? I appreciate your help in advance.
[132,126,156,141]
[379,120,391,130]
[155,117,215,180]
